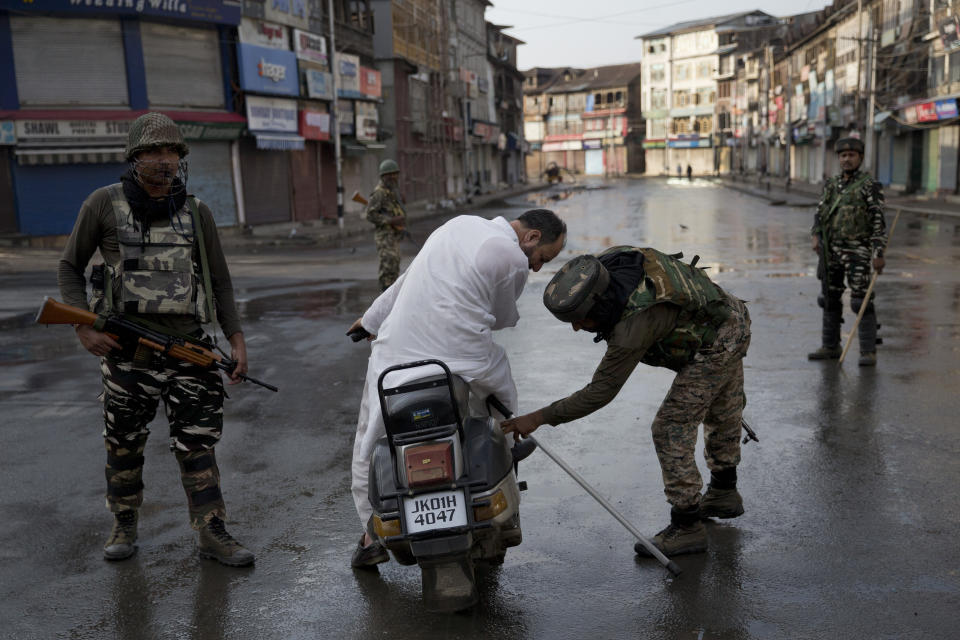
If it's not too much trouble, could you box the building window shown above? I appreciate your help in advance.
[695,115,712,134]
[929,55,946,89]
[951,50,960,84]
[650,64,665,82]
[697,61,712,78]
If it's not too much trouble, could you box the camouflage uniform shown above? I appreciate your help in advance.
[365,179,406,290]
[541,248,751,510]
[812,169,887,355]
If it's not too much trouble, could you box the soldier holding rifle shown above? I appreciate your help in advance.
[57,113,255,566]
[808,137,887,366]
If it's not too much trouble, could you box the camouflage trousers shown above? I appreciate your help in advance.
[824,242,875,309]
[651,299,751,510]
[375,230,401,291]
[100,353,227,528]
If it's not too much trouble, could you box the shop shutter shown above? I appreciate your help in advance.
[187,142,238,228]
[141,22,223,109]
[239,138,291,224]
[10,16,128,107]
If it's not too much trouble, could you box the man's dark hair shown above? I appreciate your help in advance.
[518,208,566,245]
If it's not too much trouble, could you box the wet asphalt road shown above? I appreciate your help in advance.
[1,178,958,639]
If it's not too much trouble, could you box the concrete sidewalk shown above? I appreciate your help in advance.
[714,174,960,218]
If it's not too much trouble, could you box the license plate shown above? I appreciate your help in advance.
[402,489,468,534]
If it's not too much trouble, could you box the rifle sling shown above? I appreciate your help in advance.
[187,196,217,328]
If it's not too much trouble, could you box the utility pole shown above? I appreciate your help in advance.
[327,0,344,230]
[854,0,863,129]
[864,25,877,173]
[785,57,792,186]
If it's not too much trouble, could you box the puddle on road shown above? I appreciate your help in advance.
[239,279,380,323]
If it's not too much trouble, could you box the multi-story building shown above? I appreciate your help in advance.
[636,11,780,175]
[0,0,382,235]
[522,64,642,178]
[487,22,526,186]
[371,0,450,204]
[522,67,570,179]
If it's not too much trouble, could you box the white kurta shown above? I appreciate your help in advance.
[350,215,529,528]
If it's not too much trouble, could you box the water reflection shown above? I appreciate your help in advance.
[238,280,380,324]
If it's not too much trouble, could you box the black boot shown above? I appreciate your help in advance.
[700,468,744,519]
[808,310,842,359]
[858,305,878,367]
[634,506,707,557]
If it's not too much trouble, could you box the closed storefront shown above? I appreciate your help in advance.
[10,16,128,107]
[141,22,223,109]
[923,128,939,193]
[239,137,291,224]
[938,124,958,194]
[187,141,237,227]
[12,161,127,236]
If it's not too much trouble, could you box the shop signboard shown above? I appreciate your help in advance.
[305,69,334,100]
[246,95,298,132]
[0,0,241,24]
[668,136,711,148]
[355,102,378,141]
[300,109,330,141]
[293,29,327,65]
[239,17,288,49]
[337,99,355,135]
[359,67,382,99]
[582,139,602,149]
[916,102,938,123]
[902,105,918,125]
[471,121,499,143]
[336,53,361,98]
[178,121,245,140]
[15,119,131,146]
[237,43,299,96]
[263,0,308,30]
[935,99,958,120]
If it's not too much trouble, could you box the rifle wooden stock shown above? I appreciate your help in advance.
[352,191,368,205]
[36,297,277,392]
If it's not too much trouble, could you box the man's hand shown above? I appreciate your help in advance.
[347,317,375,341]
[811,234,820,253]
[76,324,121,357]
[873,256,885,274]
[227,332,248,385]
[500,410,545,443]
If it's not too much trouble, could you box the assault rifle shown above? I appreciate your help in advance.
[351,190,416,244]
[36,297,278,392]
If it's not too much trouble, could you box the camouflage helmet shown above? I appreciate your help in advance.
[379,159,400,176]
[835,137,864,155]
[543,254,610,323]
[125,112,189,161]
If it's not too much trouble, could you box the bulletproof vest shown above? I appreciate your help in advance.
[613,247,730,371]
[96,184,211,322]
[823,171,872,242]
[373,183,406,220]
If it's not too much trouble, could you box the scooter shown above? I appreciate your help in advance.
[366,359,531,612]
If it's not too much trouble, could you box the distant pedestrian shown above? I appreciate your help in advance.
[676,163,682,177]
[366,159,407,291]
[686,164,693,180]
[808,137,887,366]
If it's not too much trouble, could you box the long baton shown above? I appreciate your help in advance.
[838,208,901,365]
[527,434,683,576]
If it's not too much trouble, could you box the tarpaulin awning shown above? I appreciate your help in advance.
[254,133,305,151]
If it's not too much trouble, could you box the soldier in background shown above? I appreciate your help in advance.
[502,247,751,558]
[58,113,254,566]
[808,137,886,366]
[365,159,407,291]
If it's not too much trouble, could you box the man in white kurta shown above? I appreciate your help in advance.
[349,209,566,567]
